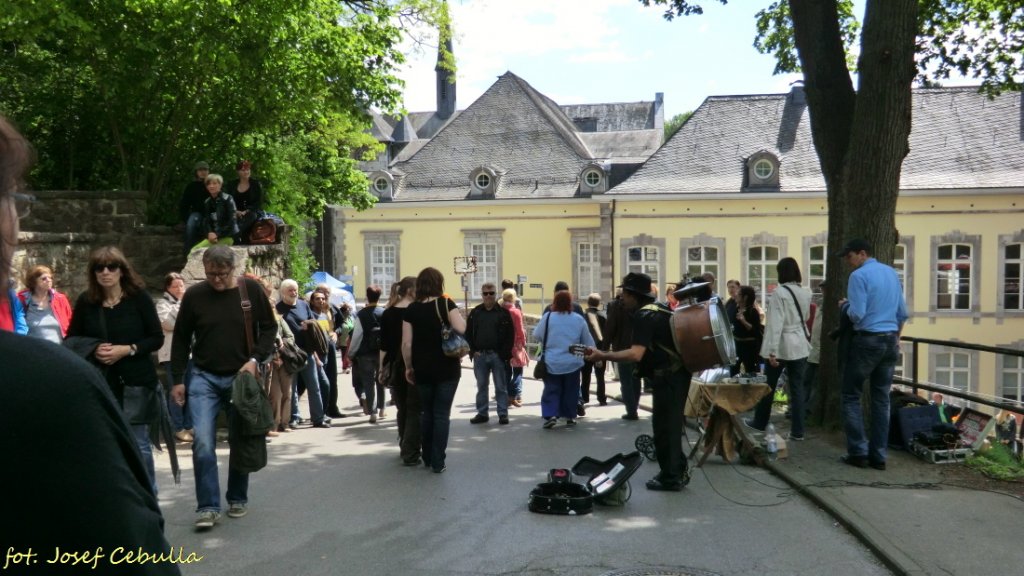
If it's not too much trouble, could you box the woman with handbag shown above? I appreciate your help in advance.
[746,257,812,441]
[401,267,466,473]
[65,246,164,493]
[532,290,595,429]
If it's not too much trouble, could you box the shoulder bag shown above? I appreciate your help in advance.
[533,315,551,379]
[781,285,812,341]
[436,298,470,358]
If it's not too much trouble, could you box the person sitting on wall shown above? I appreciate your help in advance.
[191,173,238,253]
[179,161,210,255]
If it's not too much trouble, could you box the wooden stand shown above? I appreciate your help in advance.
[691,382,770,466]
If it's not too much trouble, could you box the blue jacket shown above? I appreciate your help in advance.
[532,311,594,375]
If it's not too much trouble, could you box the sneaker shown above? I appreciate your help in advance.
[566,419,577,427]
[432,465,447,474]
[576,404,586,417]
[543,418,557,429]
[174,430,194,442]
[786,433,805,441]
[499,415,510,425]
[743,418,764,431]
[195,510,220,529]
[621,413,639,421]
[369,414,378,424]
[469,414,489,424]
[227,503,247,518]
[312,421,331,428]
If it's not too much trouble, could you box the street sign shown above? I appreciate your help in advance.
[529,283,542,289]
[517,274,528,283]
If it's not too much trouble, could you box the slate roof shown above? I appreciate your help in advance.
[386,72,610,201]
[561,101,658,132]
[611,86,1024,195]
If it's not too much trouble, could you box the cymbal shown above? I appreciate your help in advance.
[673,281,710,300]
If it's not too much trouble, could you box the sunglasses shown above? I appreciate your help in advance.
[92,263,122,273]
[482,291,496,296]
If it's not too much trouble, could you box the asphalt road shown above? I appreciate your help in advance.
[153,366,890,576]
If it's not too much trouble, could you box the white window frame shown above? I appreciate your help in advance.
[935,243,973,311]
[929,344,979,409]
[620,234,665,293]
[1000,350,1024,403]
[584,170,602,187]
[369,244,397,296]
[747,244,781,303]
[462,228,504,298]
[474,173,491,190]
[808,244,826,293]
[361,230,402,294]
[1000,240,1024,313]
[373,177,389,193]
[753,158,774,180]
[577,241,601,300]
[627,246,661,288]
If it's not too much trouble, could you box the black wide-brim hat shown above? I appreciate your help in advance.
[618,272,656,299]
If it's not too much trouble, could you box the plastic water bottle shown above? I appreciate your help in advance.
[765,423,778,462]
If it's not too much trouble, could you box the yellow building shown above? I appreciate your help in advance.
[332,78,1024,405]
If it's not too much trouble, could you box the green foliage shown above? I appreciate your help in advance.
[966,443,1024,482]
[663,111,693,140]
[0,0,450,278]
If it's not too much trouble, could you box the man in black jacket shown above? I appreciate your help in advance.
[171,245,278,530]
[466,282,514,425]
[581,293,608,406]
[179,161,209,255]
[351,285,384,422]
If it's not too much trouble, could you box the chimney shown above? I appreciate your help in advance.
[653,92,664,131]
[789,81,806,106]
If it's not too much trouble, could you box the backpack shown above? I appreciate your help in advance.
[249,218,277,244]
[356,306,382,356]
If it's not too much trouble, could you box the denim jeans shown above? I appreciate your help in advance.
[505,362,523,400]
[419,376,459,472]
[752,357,808,436]
[188,366,249,513]
[841,332,899,463]
[473,351,508,417]
[354,354,383,412]
[131,424,158,495]
[161,361,192,432]
[183,212,204,254]
[617,361,641,417]
[541,370,581,419]
[294,355,328,424]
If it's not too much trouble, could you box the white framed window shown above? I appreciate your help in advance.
[1001,353,1024,402]
[1003,242,1023,311]
[808,245,826,293]
[370,244,396,295]
[753,158,774,180]
[627,246,660,288]
[474,173,491,190]
[577,241,601,299]
[470,242,498,295]
[893,243,907,299]
[747,245,780,303]
[936,243,972,310]
[373,177,389,193]
[686,245,719,280]
[935,351,971,395]
[361,230,402,293]
[584,170,602,187]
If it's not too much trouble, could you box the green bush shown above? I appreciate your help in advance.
[965,443,1024,482]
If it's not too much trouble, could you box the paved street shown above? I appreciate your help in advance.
[153,366,889,576]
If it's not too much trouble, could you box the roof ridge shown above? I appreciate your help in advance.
[505,72,593,159]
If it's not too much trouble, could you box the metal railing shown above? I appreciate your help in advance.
[896,336,1024,414]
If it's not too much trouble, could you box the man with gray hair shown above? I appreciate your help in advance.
[171,245,278,530]
[466,282,514,425]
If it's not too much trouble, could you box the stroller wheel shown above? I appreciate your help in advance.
[635,434,657,461]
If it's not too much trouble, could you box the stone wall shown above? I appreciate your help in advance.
[13,190,289,298]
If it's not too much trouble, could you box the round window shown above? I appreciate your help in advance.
[753,159,775,180]
[584,169,602,187]
[475,173,491,189]
[373,177,389,192]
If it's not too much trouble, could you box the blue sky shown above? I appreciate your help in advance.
[396,0,807,119]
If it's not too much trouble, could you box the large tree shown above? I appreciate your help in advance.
[0,0,450,275]
[642,0,1023,427]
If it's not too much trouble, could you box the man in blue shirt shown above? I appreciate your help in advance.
[836,239,908,471]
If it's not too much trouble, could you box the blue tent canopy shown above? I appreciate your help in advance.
[309,271,353,294]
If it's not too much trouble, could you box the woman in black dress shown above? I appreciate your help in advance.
[732,285,763,376]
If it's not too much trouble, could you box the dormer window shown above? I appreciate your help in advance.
[579,162,609,195]
[469,166,500,198]
[745,151,780,189]
[475,173,491,190]
[368,170,396,200]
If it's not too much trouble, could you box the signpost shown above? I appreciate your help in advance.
[530,282,544,313]
[453,256,478,311]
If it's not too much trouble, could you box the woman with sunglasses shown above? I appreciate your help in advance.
[65,246,164,493]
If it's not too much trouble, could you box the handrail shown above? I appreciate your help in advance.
[898,335,1024,414]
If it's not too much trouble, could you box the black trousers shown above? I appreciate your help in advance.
[650,367,692,482]
[581,360,606,404]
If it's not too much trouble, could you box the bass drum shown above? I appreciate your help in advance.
[670,298,737,373]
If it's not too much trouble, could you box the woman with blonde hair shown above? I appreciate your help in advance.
[501,288,528,407]
[65,246,164,493]
[17,264,73,343]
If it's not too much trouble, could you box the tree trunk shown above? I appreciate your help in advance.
[791,0,917,429]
